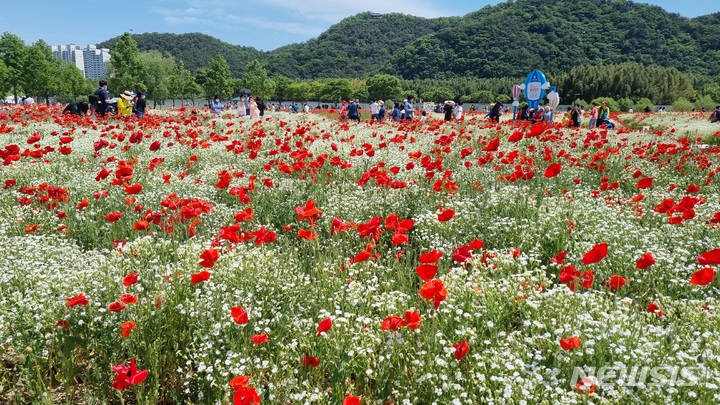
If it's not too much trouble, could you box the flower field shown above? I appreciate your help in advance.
[1,106,720,404]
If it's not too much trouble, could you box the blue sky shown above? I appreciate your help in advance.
[2,0,717,51]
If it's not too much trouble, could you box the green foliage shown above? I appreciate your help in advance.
[22,40,59,103]
[108,33,147,94]
[591,97,620,113]
[199,54,232,100]
[0,32,27,102]
[56,62,86,102]
[703,86,720,105]
[496,94,511,103]
[366,74,402,101]
[320,78,352,102]
[351,88,370,103]
[167,60,201,104]
[694,95,716,111]
[617,98,635,112]
[672,97,694,111]
[429,87,454,102]
[285,82,311,101]
[634,98,655,112]
[139,50,175,107]
[241,60,274,99]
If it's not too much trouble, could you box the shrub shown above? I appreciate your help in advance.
[617,98,635,112]
[634,98,655,112]
[672,97,693,111]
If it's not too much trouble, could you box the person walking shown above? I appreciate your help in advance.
[339,100,348,121]
[134,92,147,119]
[370,100,379,122]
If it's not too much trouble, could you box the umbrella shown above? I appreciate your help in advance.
[236,88,252,96]
[444,100,456,105]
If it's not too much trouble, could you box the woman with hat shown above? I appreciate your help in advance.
[117,91,134,117]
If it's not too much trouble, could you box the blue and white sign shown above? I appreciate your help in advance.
[520,70,549,109]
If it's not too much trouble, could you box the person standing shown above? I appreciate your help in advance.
[249,96,260,119]
[303,103,310,113]
[455,102,463,120]
[571,104,582,128]
[339,100,348,121]
[598,100,610,126]
[404,96,414,120]
[370,100,379,122]
[134,92,147,119]
[443,101,454,122]
[392,102,401,121]
[589,103,598,128]
[212,94,222,117]
[347,99,360,122]
[257,96,266,117]
[95,80,110,118]
[377,100,386,122]
[244,96,250,116]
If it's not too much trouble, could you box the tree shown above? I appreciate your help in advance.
[22,40,59,104]
[108,32,147,94]
[366,74,402,101]
[57,61,86,102]
[495,94,511,103]
[200,54,232,101]
[241,59,274,99]
[167,60,200,106]
[694,95,715,111]
[270,74,293,102]
[0,60,9,97]
[431,87,454,102]
[703,86,720,105]
[285,82,311,101]
[0,32,27,103]
[320,78,352,103]
[139,50,175,108]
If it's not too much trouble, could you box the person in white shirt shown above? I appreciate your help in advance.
[370,100,379,122]
[454,102,463,120]
[304,104,310,113]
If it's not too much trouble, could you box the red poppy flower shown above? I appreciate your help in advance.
[301,355,320,367]
[230,375,251,390]
[635,252,656,269]
[120,321,136,337]
[298,229,318,240]
[453,340,469,360]
[252,226,276,245]
[381,315,404,331]
[550,251,567,264]
[401,311,422,329]
[123,273,138,287]
[251,334,268,344]
[419,250,443,263]
[120,294,137,304]
[104,212,123,223]
[559,265,579,284]
[559,335,581,351]
[191,270,211,285]
[415,264,438,282]
[111,358,148,390]
[686,184,700,193]
[317,317,332,336]
[124,183,143,194]
[581,270,594,289]
[354,249,372,263]
[234,208,254,222]
[108,301,126,313]
[231,307,249,324]
[575,378,597,393]
[199,248,219,268]
[418,279,447,309]
[482,138,500,152]
[77,198,89,210]
[437,209,455,222]
[544,163,561,178]
[66,293,89,308]
[690,268,715,285]
[697,249,720,265]
[646,302,665,316]
[604,275,628,290]
[636,177,654,189]
[133,220,149,231]
[581,243,608,265]
[343,396,361,405]
[233,386,261,405]
[468,239,485,250]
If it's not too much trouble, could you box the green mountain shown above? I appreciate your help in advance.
[97,0,720,79]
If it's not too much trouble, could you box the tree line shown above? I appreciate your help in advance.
[2,31,719,110]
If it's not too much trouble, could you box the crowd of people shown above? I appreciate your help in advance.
[84,80,147,118]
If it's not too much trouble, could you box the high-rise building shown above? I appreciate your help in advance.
[51,44,111,79]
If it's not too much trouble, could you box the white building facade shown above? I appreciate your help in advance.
[51,44,111,79]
